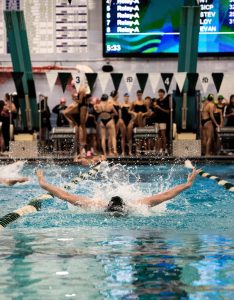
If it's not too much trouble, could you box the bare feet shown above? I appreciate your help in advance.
[108,152,118,157]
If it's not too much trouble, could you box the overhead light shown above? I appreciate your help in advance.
[68,0,72,4]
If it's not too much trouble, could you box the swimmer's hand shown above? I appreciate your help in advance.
[16,177,29,183]
[35,169,45,182]
[186,168,201,187]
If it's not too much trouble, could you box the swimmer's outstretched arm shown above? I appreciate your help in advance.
[0,177,29,186]
[35,170,106,209]
[136,169,201,207]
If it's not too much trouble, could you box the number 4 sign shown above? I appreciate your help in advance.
[161,73,174,92]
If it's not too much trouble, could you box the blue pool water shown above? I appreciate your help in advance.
[0,161,234,299]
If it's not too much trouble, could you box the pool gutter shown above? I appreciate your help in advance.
[0,155,233,165]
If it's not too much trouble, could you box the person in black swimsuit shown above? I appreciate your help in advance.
[122,103,132,127]
[144,96,157,126]
[224,95,234,153]
[201,118,212,127]
[52,98,69,127]
[121,93,135,155]
[154,89,170,155]
[213,98,224,154]
[214,101,223,127]
[130,90,149,127]
[217,95,226,116]
[110,90,126,155]
[86,96,98,154]
[63,87,87,154]
[94,94,118,156]
[201,94,219,156]
[225,95,234,127]
[110,90,120,125]
[38,95,52,147]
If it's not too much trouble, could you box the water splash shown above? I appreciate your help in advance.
[68,162,179,216]
[0,161,27,179]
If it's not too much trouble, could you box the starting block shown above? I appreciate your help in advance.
[10,141,38,158]
[173,140,201,157]
[133,126,158,154]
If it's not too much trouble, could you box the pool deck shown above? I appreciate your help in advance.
[0,153,234,165]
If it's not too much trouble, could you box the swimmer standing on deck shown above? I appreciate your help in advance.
[36,168,201,216]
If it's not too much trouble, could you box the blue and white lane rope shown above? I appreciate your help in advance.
[185,160,234,192]
[0,161,103,230]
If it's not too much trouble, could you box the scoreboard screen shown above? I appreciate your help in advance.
[103,0,234,57]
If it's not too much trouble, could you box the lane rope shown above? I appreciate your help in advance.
[0,161,103,230]
[185,160,234,192]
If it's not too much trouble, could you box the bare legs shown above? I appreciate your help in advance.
[135,112,145,128]
[127,122,133,155]
[123,121,133,155]
[100,120,117,156]
[79,107,88,151]
[115,119,126,156]
[202,121,214,156]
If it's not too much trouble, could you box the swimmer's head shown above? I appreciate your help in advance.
[105,196,128,217]
[218,95,224,101]
[101,94,109,101]
[207,93,214,101]
[110,90,118,98]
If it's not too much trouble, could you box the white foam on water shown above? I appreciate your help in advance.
[0,161,27,179]
[68,162,178,216]
[56,271,69,276]
[184,160,194,169]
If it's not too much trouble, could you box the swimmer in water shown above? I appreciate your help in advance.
[0,177,29,186]
[35,168,201,216]
[73,154,106,166]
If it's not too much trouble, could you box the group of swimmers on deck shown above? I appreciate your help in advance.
[201,94,234,156]
[60,87,234,159]
[61,87,171,159]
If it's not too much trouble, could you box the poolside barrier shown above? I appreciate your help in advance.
[185,160,234,192]
[0,161,103,230]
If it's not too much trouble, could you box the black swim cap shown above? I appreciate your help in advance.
[207,94,214,101]
[105,196,128,217]
[101,94,108,101]
[110,90,118,98]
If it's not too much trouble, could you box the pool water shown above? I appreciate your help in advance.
[0,161,234,299]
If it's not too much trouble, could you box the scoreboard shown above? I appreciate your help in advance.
[103,0,234,56]
[0,0,88,55]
